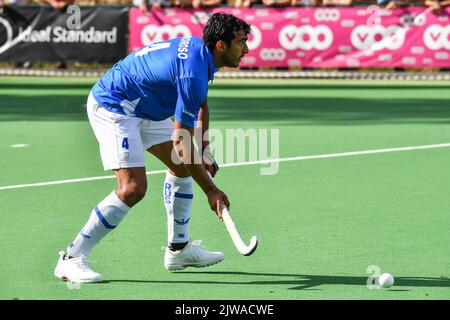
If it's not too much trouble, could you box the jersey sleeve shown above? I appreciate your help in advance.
[174,77,208,128]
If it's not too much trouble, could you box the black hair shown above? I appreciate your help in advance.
[203,13,252,52]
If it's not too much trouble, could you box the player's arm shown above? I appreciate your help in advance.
[197,99,219,177]
[173,120,229,219]
[197,99,209,149]
[174,76,229,217]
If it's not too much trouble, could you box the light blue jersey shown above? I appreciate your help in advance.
[92,36,217,128]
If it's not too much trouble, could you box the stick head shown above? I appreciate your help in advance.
[221,207,258,256]
[206,170,258,256]
[242,236,258,256]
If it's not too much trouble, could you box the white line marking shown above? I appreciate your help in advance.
[0,169,167,191]
[222,142,450,167]
[11,144,30,148]
[1,143,449,191]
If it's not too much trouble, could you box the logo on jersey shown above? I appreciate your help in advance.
[177,37,191,59]
[182,108,195,119]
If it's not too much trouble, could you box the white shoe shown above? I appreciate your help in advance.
[54,251,103,283]
[164,240,224,271]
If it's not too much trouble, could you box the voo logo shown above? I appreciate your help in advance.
[279,25,333,51]
[247,26,262,51]
[260,48,286,61]
[423,25,450,50]
[351,25,405,51]
[400,14,426,27]
[314,9,340,22]
[141,25,191,45]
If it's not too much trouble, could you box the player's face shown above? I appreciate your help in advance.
[223,30,249,68]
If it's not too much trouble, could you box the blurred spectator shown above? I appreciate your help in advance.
[425,0,450,14]
[171,0,223,8]
[97,0,132,4]
[261,0,291,7]
[41,0,75,11]
[322,0,353,6]
[377,0,409,9]
[233,0,260,7]
[1,0,27,9]
[133,0,167,11]
[233,0,251,6]
[1,0,11,8]
[191,0,223,7]
[291,0,320,6]
[134,0,224,11]
[74,0,99,4]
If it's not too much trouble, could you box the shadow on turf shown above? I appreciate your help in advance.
[2,95,450,124]
[106,272,449,290]
[2,77,450,124]
[207,97,450,126]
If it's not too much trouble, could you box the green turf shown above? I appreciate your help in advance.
[0,77,449,300]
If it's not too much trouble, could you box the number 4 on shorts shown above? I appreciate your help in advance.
[122,138,129,150]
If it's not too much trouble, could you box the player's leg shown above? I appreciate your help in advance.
[114,167,148,207]
[148,140,192,251]
[54,92,147,283]
[145,124,224,270]
[66,167,146,257]
[55,167,146,283]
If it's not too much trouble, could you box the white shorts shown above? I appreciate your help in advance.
[87,91,173,171]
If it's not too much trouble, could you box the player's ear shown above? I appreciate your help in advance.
[215,40,226,52]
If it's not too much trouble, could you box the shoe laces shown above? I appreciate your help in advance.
[72,256,94,273]
[190,240,206,252]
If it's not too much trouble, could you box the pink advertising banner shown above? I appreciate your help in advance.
[129,7,450,68]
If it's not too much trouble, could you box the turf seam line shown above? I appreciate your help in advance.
[1,142,449,191]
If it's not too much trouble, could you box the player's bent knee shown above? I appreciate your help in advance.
[117,184,147,207]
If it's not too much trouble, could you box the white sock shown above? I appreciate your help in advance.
[67,190,129,257]
[164,171,193,245]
